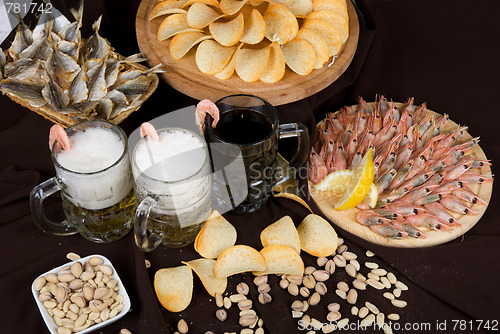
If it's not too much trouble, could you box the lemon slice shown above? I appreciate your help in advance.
[361,183,378,209]
[334,148,375,210]
[313,169,353,193]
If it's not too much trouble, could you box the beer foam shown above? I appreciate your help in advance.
[134,129,206,181]
[56,128,124,173]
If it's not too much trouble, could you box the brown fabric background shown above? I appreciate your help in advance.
[1,0,499,333]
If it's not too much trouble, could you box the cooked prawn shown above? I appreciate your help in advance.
[49,124,70,151]
[195,99,220,133]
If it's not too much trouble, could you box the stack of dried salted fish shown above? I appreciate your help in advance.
[0,1,162,122]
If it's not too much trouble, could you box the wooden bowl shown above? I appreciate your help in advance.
[135,0,360,106]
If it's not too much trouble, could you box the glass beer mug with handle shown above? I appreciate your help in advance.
[132,127,212,251]
[30,120,136,243]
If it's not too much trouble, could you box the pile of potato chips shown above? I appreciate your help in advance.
[150,0,349,82]
[154,210,339,312]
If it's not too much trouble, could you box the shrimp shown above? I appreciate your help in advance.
[370,223,405,239]
[309,150,329,184]
[386,201,425,216]
[452,186,487,206]
[405,213,451,231]
[356,210,391,226]
[432,180,463,196]
[390,216,426,239]
[441,157,474,182]
[195,99,220,133]
[375,169,397,194]
[439,195,477,216]
[414,193,443,206]
[398,184,438,204]
[49,124,70,151]
[387,159,414,191]
[140,122,159,141]
[458,171,493,184]
[423,202,459,225]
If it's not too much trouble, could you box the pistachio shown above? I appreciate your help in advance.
[387,272,397,284]
[292,310,303,318]
[383,292,395,300]
[326,311,341,322]
[336,244,347,254]
[315,282,327,295]
[352,279,367,290]
[69,279,84,290]
[230,294,247,303]
[291,300,304,312]
[345,263,357,277]
[88,256,104,266]
[312,270,329,282]
[43,300,57,309]
[365,250,375,257]
[395,281,408,291]
[286,275,303,285]
[302,301,309,312]
[241,328,254,334]
[216,309,227,321]
[237,282,250,295]
[316,257,328,267]
[304,266,316,275]
[387,313,400,321]
[75,313,88,328]
[325,260,335,274]
[393,288,402,298]
[240,309,256,317]
[367,272,380,281]
[327,302,340,312]
[223,296,232,309]
[346,289,357,304]
[342,251,357,260]
[238,299,253,311]
[322,323,336,333]
[337,318,349,329]
[54,286,67,303]
[367,278,385,290]
[215,293,223,308]
[279,279,289,289]
[258,293,272,304]
[70,262,83,278]
[33,277,46,291]
[257,283,271,294]
[80,271,95,281]
[337,237,344,246]
[287,282,299,296]
[365,261,379,269]
[372,268,387,276]
[82,285,95,300]
[351,306,359,316]
[302,275,316,289]
[177,319,189,334]
[358,306,369,318]
[308,292,321,306]
[253,275,268,286]
[380,276,391,289]
[335,289,346,299]
[239,314,258,327]
[376,312,385,327]
[361,313,375,327]
[45,273,59,283]
[333,254,347,267]
[350,259,361,271]
[365,301,379,314]
[337,281,349,292]
[299,287,310,298]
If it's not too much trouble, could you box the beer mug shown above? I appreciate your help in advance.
[132,128,212,251]
[30,121,136,243]
[204,94,309,214]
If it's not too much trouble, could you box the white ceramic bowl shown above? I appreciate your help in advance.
[31,254,131,334]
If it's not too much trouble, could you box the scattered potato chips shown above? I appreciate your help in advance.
[253,244,304,276]
[194,210,237,258]
[170,31,212,59]
[182,258,227,296]
[196,40,236,74]
[260,216,301,253]
[209,13,244,46]
[235,46,270,82]
[282,38,316,75]
[302,18,342,57]
[260,41,285,83]
[158,13,200,41]
[149,0,187,20]
[154,265,193,312]
[240,8,266,44]
[182,0,220,8]
[296,27,329,69]
[297,213,339,257]
[187,2,223,29]
[214,245,267,279]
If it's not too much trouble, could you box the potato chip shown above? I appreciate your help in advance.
[284,0,313,18]
[306,10,349,44]
[260,41,285,83]
[235,46,270,82]
[301,18,342,56]
[209,13,244,46]
[182,0,220,8]
[187,2,224,29]
[196,40,236,75]
[296,28,329,68]
[149,0,187,20]
[158,13,201,41]
[260,216,301,253]
[214,43,243,79]
[266,3,298,40]
[170,31,212,59]
[214,245,267,279]
[154,265,193,312]
[248,0,265,5]
[297,214,339,257]
[253,245,304,276]
[282,38,316,75]
[267,0,291,5]
[220,0,247,15]
[263,8,291,45]
[194,210,237,258]
[273,191,314,213]
[182,258,227,296]
[240,8,265,44]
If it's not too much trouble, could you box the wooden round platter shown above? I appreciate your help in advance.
[135,0,359,106]
[309,103,493,247]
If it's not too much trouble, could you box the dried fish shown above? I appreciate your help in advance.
[0,0,157,121]
[0,78,46,108]
[4,58,40,81]
[69,68,88,104]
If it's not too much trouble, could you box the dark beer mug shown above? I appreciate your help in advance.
[205,94,309,214]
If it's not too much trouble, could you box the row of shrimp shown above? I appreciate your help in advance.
[309,95,493,239]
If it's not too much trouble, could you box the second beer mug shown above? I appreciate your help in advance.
[132,127,212,251]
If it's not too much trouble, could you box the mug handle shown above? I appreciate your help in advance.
[30,177,78,236]
[276,123,310,184]
[133,196,163,252]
